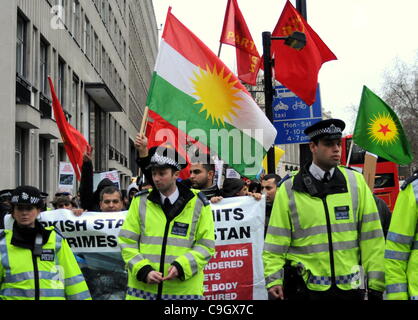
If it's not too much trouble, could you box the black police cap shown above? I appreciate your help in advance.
[304,119,346,141]
[10,186,43,207]
[147,145,187,171]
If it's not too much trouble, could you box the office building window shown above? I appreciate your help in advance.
[72,75,79,126]
[15,127,25,186]
[39,138,48,192]
[73,0,80,42]
[16,15,27,77]
[40,39,49,94]
[58,58,65,105]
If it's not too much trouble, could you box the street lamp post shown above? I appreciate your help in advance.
[262,31,306,174]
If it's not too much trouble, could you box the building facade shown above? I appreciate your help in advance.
[0,0,158,200]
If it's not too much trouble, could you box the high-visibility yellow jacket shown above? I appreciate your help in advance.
[118,186,215,300]
[263,166,385,292]
[0,226,91,300]
[385,174,418,300]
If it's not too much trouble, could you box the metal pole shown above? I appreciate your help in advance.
[262,31,275,174]
[296,0,307,20]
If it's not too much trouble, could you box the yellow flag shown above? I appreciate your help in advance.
[262,146,285,171]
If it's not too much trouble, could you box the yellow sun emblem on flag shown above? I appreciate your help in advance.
[367,112,398,145]
[191,64,242,127]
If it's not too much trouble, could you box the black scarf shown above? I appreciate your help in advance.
[11,220,52,250]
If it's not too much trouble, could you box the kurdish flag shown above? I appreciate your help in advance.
[147,9,277,177]
[353,86,413,165]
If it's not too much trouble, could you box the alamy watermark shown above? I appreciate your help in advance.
[152,121,267,176]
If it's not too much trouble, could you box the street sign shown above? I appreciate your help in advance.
[272,85,322,144]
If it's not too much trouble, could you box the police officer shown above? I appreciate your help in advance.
[263,119,385,300]
[0,189,13,229]
[0,186,91,300]
[385,170,418,300]
[118,146,215,300]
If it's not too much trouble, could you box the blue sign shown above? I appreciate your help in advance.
[272,85,322,144]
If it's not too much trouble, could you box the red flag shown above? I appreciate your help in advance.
[220,0,261,85]
[271,1,337,105]
[48,77,91,180]
[147,110,209,180]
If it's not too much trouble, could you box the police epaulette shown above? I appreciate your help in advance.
[277,174,292,188]
[197,192,210,206]
[401,172,418,190]
[134,189,150,197]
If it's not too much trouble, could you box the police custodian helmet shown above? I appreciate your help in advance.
[10,186,44,208]
[304,118,346,141]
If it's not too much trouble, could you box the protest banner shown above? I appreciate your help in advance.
[58,162,75,193]
[204,196,267,300]
[3,196,267,300]
[93,170,120,191]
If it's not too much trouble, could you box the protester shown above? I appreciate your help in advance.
[118,146,215,300]
[249,180,261,193]
[79,149,115,211]
[261,174,281,236]
[0,185,91,300]
[126,181,139,208]
[210,178,262,203]
[51,193,77,210]
[385,170,418,300]
[264,119,385,301]
[373,194,391,238]
[0,189,13,229]
[77,185,127,300]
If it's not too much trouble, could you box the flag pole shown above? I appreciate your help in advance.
[139,106,149,136]
[217,43,222,58]
[346,139,354,167]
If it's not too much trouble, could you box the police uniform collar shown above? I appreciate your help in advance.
[160,187,179,205]
[11,220,51,250]
[293,163,348,197]
[309,163,335,182]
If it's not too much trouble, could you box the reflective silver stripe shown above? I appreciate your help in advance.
[119,229,140,242]
[4,270,60,283]
[265,269,284,285]
[386,283,408,294]
[362,212,380,223]
[143,254,177,264]
[288,240,358,254]
[367,271,384,282]
[193,245,212,261]
[284,178,300,230]
[0,234,10,271]
[292,222,357,239]
[0,288,65,298]
[127,253,147,271]
[267,226,291,238]
[65,274,86,287]
[411,296,418,300]
[412,180,418,201]
[140,235,194,248]
[360,229,384,241]
[264,243,289,254]
[119,243,138,250]
[66,290,91,300]
[139,194,148,235]
[385,249,410,261]
[387,231,414,245]
[345,168,358,227]
[55,232,63,253]
[413,241,418,250]
[188,196,204,241]
[184,252,198,274]
[196,239,215,249]
[127,287,202,300]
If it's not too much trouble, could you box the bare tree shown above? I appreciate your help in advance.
[381,54,418,173]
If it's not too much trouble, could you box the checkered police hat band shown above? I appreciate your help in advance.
[11,192,41,205]
[150,153,181,171]
[308,124,342,139]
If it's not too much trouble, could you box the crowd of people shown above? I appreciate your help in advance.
[0,118,416,300]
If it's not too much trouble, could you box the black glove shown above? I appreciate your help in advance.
[368,289,383,300]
